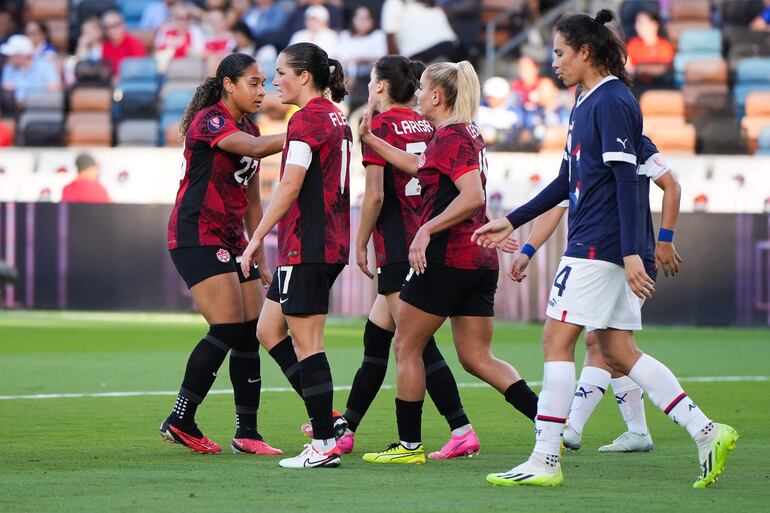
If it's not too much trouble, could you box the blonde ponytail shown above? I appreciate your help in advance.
[424,61,480,125]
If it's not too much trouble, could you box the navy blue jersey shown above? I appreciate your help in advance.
[563,77,643,266]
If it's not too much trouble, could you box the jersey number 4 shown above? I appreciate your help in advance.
[404,142,427,197]
[552,265,572,297]
[235,156,259,185]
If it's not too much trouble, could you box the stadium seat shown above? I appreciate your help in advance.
[115,57,160,120]
[163,120,182,146]
[121,0,154,29]
[669,0,711,22]
[666,21,711,49]
[17,111,65,146]
[720,0,765,27]
[756,126,770,154]
[684,59,728,84]
[740,91,770,151]
[26,0,68,20]
[70,87,112,113]
[117,119,159,146]
[66,112,112,146]
[644,122,697,153]
[746,91,770,117]
[673,29,722,84]
[166,58,207,83]
[23,91,64,112]
[683,84,730,120]
[734,58,770,115]
[695,116,747,154]
[640,90,686,118]
[74,59,112,87]
[118,57,158,83]
[538,125,568,153]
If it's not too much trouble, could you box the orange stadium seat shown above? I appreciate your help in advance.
[25,0,68,20]
[669,0,711,22]
[70,87,112,113]
[741,91,770,151]
[644,122,697,153]
[640,90,686,123]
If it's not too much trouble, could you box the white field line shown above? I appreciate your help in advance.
[1,375,767,401]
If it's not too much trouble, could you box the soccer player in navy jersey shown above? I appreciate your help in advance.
[304,55,481,459]
[240,42,352,469]
[509,136,682,453]
[162,53,285,455]
[476,10,737,488]
[357,61,539,465]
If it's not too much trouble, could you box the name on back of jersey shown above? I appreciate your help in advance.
[328,111,348,127]
[393,119,432,135]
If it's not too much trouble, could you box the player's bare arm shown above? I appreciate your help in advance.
[653,171,682,277]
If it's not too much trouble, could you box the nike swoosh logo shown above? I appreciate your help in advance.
[247,378,261,383]
[280,298,288,304]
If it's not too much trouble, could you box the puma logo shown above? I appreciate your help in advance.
[616,137,628,149]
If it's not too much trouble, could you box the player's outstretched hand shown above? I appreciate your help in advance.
[240,236,263,278]
[471,218,514,249]
[357,243,374,279]
[498,236,519,254]
[408,226,430,275]
[655,241,682,277]
[359,104,373,139]
[508,253,530,282]
[623,254,655,299]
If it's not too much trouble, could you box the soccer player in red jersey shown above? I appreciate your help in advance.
[240,42,352,469]
[357,61,538,465]
[162,53,285,456]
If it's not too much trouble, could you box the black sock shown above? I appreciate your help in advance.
[504,379,539,421]
[169,323,242,428]
[300,352,334,440]
[268,336,303,398]
[230,318,261,439]
[423,337,470,431]
[344,320,393,432]
[396,398,423,444]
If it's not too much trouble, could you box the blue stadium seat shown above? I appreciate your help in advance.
[756,126,770,154]
[114,82,158,120]
[120,0,155,29]
[119,57,158,83]
[162,88,194,115]
[678,29,722,54]
[735,58,770,115]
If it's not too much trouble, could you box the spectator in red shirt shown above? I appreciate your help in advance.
[626,10,674,83]
[202,9,234,57]
[61,154,111,203]
[510,55,542,111]
[154,4,204,60]
[101,10,147,77]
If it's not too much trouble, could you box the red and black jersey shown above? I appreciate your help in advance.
[362,107,433,267]
[278,97,352,266]
[168,102,260,254]
[418,122,498,270]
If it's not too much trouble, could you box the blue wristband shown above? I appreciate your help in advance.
[658,228,674,243]
[521,243,537,258]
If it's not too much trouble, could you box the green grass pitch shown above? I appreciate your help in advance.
[1,311,769,512]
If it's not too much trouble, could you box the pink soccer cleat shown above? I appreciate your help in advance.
[428,429,480,460]
[231,438,284,455]
[160,419,221,454]
[301,410,348,440]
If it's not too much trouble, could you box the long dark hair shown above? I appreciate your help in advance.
[374,55,425,104]
[180,53,256,135]
[555,9,631,87]
[280,42,348,103]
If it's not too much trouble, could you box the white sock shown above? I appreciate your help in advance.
[567,366,610,435]
[311,438,336,452]
[611,375,648,435]
[628,354,711,439]
[533,361,575,457]
[451,424,473,437]
[400,440,421,450]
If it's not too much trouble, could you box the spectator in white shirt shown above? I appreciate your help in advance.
[381,0,458,62]
[288,5,338,57]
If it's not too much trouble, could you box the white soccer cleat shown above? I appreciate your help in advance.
[486,457,563,487]
[597,431,653,453]
[562,425,582,450]
[278,443,342,469]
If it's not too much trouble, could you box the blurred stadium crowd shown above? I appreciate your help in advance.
[0,1,767,153]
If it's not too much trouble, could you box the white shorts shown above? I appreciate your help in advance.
[545,256,644,332]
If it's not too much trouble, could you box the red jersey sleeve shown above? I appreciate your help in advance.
[361,115,387,167]
[287,109,326,151]
[435,128,479,182]
[189,106,240,148]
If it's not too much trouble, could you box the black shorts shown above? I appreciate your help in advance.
[377,262,411,295]
[265,263,345,315]
[170,246,260,289]
[399,263,498,317]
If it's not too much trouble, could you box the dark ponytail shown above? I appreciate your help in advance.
[555,9,631,87]
[328,58,347,103]
[280,42,349,103]
[373,55,425,104]
[180,52,257,135]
